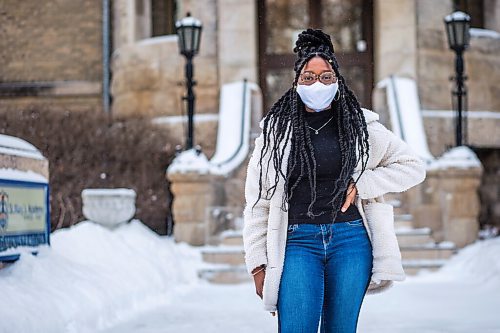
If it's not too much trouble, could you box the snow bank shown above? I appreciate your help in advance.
[427,146,482,171]
[408,236,500,287]
[0,220,203,333]
[361,237,500,333]
[436,237,500,285]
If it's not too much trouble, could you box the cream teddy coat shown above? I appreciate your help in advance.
[242,108,427,313]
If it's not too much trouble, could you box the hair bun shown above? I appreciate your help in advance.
[293,28,335,55]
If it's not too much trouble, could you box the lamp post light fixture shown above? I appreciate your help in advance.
[176,12,203,150]
[444,11,471,147]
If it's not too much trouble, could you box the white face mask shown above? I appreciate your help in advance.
[296,81,339,112]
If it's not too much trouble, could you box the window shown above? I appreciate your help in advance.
[453,0,484,28]
[152,0,177,36]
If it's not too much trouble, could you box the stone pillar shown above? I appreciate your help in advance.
[113,0,152,49]
[413,146,483,248]
[217,0,258,84]
[167,169,225,246]
[440,167,482,247]
[374,0,417,82]
[113,0,136,48]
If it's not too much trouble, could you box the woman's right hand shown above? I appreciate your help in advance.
[252,265,266,299]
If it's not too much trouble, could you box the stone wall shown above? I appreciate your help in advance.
[0,0,102,82]
[416,0,500,113]
[110,0,259,155]
[373,0,500,156]
[111,0,220,119]
[422,111,500,157]
[110,0,259,116]
[111,36,184,118]
[415,0,500,156]
[0,0,103,112]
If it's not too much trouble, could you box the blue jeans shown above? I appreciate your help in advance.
[277,219,373,333]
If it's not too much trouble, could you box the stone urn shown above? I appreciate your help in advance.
[81,188,137,228]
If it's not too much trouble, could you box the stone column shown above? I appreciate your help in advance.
[112,0,152,49]
[167,170,225,246]
[217,0,258,84]
[440,167,482,247]
[113,0,136,48]
[374,0,417,82]
[413,146,483,248]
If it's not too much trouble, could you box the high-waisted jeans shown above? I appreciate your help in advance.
[277,219,373,333]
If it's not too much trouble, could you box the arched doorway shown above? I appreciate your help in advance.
[257,0,374,112]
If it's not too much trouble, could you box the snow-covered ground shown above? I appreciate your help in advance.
[0,220,203,333]
[1,220,499,333]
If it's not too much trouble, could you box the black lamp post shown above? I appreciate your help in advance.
[176,12,202,150]
[444,11,471,147]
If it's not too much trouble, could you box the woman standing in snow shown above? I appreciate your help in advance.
[242,29,426,332]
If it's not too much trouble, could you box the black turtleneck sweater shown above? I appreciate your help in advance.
[287,107,363,224]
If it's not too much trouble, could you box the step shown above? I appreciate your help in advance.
[210,234,456,264]
[400,241,458,260]
[395,227,434,246]
[402,259,448,275]
[199,259,452,282]
[395,219,413,229]
[220,224,430,247]
[197,264,251,284]
[220,230,244,246]
[201,245,245,265]
[394,214,414,229]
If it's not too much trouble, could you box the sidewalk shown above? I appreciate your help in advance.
[100,272,500,333]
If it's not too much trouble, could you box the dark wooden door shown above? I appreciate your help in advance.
[257,0,374,112]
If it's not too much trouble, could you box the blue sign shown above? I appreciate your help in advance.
[0,178,50,262]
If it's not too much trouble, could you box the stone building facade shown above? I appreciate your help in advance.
[0,0,103,113]
[112,0,500,228]
[1,0,499,227]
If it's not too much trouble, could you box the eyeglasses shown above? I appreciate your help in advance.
[298,71,338,85]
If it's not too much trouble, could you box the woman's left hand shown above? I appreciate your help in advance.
[341,180,357,212]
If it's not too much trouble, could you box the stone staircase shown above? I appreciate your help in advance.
[197,201,459,284]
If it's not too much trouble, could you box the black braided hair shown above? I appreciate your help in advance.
[252,28,370,222]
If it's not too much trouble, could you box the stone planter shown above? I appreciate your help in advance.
[81,188,137,228]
